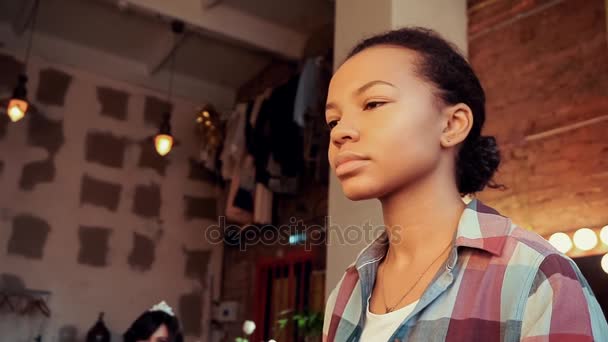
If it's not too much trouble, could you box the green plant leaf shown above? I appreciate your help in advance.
[277,318,289,330]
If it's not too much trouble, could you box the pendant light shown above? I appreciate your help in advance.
[7,0,40,122]
[155,112,173,156]
[154,20,184,156]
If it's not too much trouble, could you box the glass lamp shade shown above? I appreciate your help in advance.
[154,133,173,156]
[7,98,28,122]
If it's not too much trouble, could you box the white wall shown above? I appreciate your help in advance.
[327,0,468,296]
[391,0,468,56]
[0,49,222,342]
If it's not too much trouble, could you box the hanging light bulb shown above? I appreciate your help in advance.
[573,228,598,251]
[154,134,173,156]
[153,20,184,157]
[602,254,608,274]
[155,112,173,156]
[7,0,39,122]
[600,225,608,245]
[7,74,29,122]
[548,232,573,254]
[601,254,608,273]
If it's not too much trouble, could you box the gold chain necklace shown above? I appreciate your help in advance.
[381,242,453,313]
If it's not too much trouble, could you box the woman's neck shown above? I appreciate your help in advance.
[379,170,466,268]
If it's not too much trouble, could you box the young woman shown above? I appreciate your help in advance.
[124,302,183,342]
[322,27,608,341]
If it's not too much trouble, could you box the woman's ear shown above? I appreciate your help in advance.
[440,103,473,148]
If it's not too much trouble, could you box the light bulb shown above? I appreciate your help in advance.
[154,134,173,156]
[7,98,28,122]
[573,228,598,251]
[600,225,608,245]
[602,254,608,274]
[548,232,573,254]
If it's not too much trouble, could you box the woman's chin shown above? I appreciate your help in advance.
[340,178,384,201]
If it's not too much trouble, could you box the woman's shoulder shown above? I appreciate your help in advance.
[498,222,586,289]
[507,224,561,256]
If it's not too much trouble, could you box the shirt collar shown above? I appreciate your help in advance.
[354,199,511,269]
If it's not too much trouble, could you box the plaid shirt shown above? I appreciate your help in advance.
[323,200,608,341]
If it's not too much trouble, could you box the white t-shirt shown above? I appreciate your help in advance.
[360,297,419,342]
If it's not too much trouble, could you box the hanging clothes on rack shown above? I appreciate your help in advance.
[253,183,273,224]
[220,103,248,180]
[293,57,324,128]
[248,89,274,224]
[225,154,254,225]
[300,55,332,183]
[252,75,304,194]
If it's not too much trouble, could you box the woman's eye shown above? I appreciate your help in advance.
[327,120,339,130]
[364,101,385,110]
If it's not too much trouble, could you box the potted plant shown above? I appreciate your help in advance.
[276,309,323,342]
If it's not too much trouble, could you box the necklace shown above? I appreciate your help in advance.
[381,241,453,313]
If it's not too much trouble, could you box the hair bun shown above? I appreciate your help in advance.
[456,135,501,195]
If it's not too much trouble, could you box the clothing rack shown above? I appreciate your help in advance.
[0,289,51,317]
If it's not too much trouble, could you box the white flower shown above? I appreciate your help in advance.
[149,301,175,316]
[268,340,277,342]
[242,320,256,335]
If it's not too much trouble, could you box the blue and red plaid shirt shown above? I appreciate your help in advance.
[323,199,608,341]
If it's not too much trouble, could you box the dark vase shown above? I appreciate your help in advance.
[86,312,111,342]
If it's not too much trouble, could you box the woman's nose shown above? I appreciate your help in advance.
[330,123,360,147]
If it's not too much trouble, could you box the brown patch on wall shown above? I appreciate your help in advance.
[0,54,24,92]
[0,160,4,176]
[183,195,217,220]
[178,290,203,336]
[28,111,64,156]
[78,225,111,267]
[35,68,72,106]
[19,158,55,190]
[0,273,26,291]
[58,325,78,342]
[97,86,129,121]
[183,248,211,286]
[132,183,161,218]
[80,174,122,211]
[128,232,156,271]
[138,140,170,176]
[188,158,217,183]
[143,96,172,126]
[7,214,51,259]
[85,131,128,168]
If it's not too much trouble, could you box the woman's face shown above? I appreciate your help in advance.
[139,324,169,342]
[326,45,445,200]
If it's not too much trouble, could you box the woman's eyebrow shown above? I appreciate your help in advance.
[326,80,396,112]
[326,102,338,112]
[355,80,396,95]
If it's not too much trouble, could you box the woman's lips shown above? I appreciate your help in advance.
[335,159,370,177]
[334,152,370,177]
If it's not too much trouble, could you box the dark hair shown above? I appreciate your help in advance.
[123,311,183,342]
[348,27,502,195]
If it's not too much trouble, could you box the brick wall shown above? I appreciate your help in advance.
[470,0,608,235]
